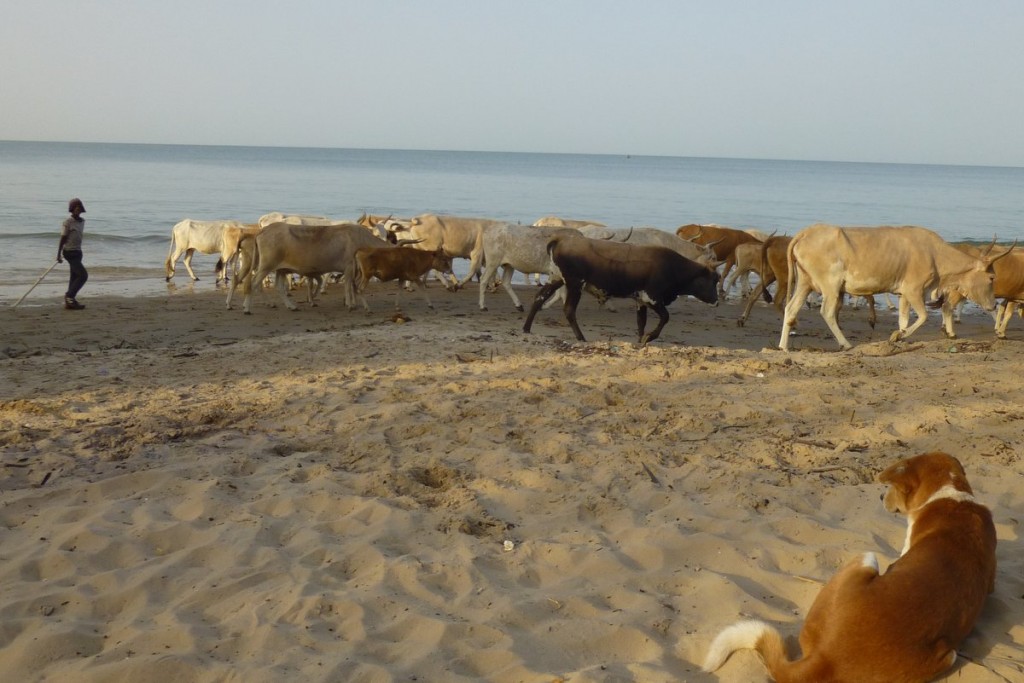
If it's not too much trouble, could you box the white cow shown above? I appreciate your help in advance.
[532,216,606,229]
[477,224,579,310]
[779,224,1011,351]
[165,219,247,283]
[257,212,334,228]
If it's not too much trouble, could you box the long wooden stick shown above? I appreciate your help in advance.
[12,261,60,308]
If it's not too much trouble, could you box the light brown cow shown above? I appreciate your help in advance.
[355,246,454,311]
[238,222,396,314]
[384,214,509,287]
[779,225,1011,351]
[675,223,764,294]
[722,241,763,298]
[943,245,1024,338]
[738,235,792,327]
[737,234,879,330]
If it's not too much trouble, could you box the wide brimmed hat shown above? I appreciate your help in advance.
[68,198,86,213]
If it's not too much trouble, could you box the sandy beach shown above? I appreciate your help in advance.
[1,281,1022,682]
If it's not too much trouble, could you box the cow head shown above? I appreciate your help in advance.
[430,249,454,276]
[955,239,1016,311]
[690,267,721,306]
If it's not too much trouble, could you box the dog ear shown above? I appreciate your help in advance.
[877,461,907,485]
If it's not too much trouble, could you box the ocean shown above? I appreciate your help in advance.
[1,140,1022,305]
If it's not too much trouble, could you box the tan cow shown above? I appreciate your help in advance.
[676,223,764,294]
[738,235,791,327]
[355,246,454,311]
[384,214,509,287]
[721,241,763,298]
[779,225,1012,351]
[238,222,394,314]
[737,234,879,330]
[943,245,1024,338]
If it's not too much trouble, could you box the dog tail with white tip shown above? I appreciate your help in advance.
[703,620,819,682]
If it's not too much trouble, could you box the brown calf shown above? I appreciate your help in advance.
[355,246,454,311]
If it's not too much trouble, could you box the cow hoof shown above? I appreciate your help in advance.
[736,318,746,328]
[515,305,524,312]
[888,330,903,343]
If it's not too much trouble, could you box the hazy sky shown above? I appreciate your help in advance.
[4,1,1023,165]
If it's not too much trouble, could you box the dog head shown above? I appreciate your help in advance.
[877,452,973,515]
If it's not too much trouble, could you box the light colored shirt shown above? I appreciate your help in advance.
[61,217,84,251]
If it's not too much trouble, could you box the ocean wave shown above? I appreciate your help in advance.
[0,232,167,244]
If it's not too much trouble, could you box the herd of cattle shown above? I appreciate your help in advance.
[164,212,1021,350]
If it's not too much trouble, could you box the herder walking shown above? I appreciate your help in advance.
[58,197,88,309]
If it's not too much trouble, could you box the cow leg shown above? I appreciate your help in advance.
[523,281,564,333]
[276,272,298,311]
[415,279,434,309]
[892,292,929,342]
[243,264,274,315]
[641,302,671,345]
[940,297,959,338]
[738,283,765,327]
[457,247,485,289]
[779,275,813,351]
[166,244,184,281]
[182,248,201,281]
[562,281,587,341]
[994,301,1012,338]
[478,263,499,311]
[636,303,648,342]
[819,291,853,350]
[541,283,566,309]
[500,265,523,311]
[718,255,736,295]
[867,296,877,329]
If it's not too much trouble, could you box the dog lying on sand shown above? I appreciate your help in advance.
[703,452,997,683]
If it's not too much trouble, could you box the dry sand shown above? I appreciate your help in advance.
[1,282,1022,682]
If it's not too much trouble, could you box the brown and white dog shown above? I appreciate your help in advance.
[702,452,997,683]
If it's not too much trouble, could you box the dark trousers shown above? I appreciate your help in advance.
[63,249,88,299]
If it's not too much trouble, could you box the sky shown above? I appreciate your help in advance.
[3,1,1024,166]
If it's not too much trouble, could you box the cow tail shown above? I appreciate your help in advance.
[785,235,799,310]
[249,236,261,287]
[759,237,772,303]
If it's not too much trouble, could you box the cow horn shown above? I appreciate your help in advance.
[979,234,998,259]
[621,227,634,242]
[395,237,424,247]
[988,238,1017,264]
[705,237,726,250]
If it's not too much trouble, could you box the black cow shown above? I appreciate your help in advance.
[523,234,720,345]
